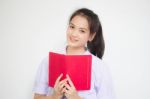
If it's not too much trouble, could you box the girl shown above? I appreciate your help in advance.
[33,8,115,99]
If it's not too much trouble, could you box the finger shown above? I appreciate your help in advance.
[64,86,70,95]
[59,78,67,86]
[61,86,66,93]
[66,74,75,88]
[55,73,63,86]
[59,79,67,89]
[64,83,72,91]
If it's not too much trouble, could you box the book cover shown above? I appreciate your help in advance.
[48,52,92,90]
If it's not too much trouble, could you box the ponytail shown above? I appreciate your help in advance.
[87,24,105,59]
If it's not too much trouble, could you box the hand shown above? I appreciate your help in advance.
[62,74,82,99]
[52,74,67,99]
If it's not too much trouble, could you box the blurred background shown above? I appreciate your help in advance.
[0,0,150,99]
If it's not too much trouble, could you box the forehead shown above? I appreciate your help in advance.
[70,15,89,30]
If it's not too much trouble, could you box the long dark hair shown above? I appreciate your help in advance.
[69,8,105,59]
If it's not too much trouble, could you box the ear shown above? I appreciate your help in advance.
[88,32,96,42]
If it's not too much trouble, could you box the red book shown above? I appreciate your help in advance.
[48,52,92,90]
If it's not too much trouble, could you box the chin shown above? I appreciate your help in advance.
[68,44,77,48]
[67,42,79,48]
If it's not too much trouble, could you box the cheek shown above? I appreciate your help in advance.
[66,28,70,36]
[67,27,72,32]
[80,35,90,43]
[66,30,72,42]
[66,28,72,36]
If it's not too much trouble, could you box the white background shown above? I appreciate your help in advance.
[0,0,150,99]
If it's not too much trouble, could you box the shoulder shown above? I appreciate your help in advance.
[39,46,65,68]
[91,54,106,69]
[86,50,106,70]
[40,56,49,66]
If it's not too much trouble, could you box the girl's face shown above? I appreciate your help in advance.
[66,15,94,49]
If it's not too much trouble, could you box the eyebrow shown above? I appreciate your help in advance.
[69,22,88,31]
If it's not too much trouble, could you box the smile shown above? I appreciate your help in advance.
[70,36,78,42]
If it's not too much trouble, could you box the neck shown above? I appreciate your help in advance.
[66,46,86,55]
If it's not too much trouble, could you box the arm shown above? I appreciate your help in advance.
[95,62,115,99]
[34,94,54,99]
[33,73,68,99]
[33,57,58,99]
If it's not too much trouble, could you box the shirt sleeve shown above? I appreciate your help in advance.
[33,57,49,95]
[95,61,116,99]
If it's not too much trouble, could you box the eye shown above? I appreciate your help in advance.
[69,25,74,29]
[80,30,85,33]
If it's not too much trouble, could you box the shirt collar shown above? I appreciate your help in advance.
[61,45,91,55]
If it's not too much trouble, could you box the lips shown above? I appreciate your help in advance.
[70,36,78,42]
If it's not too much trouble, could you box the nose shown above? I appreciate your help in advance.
[71,30,78,37]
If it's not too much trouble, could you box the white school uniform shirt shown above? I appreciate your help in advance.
[33,46,115,99]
